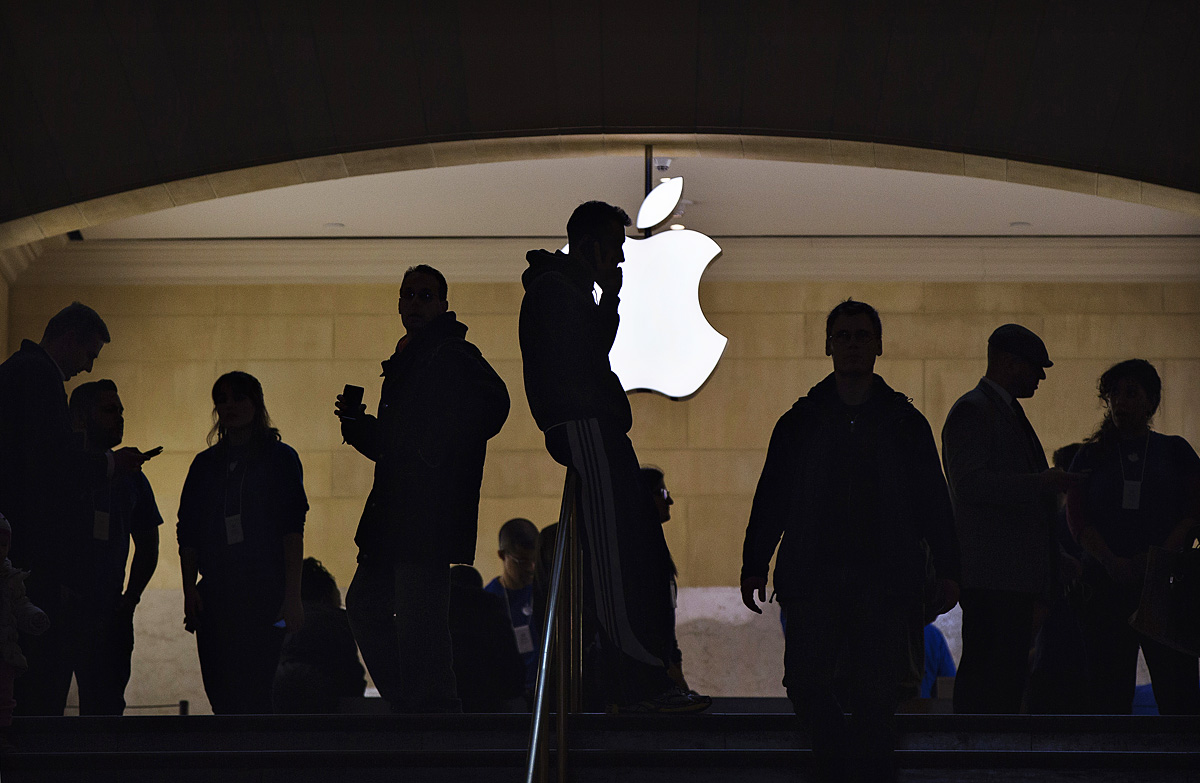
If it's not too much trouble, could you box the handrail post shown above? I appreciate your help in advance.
[568,495,582,712]
[526,470,578,783]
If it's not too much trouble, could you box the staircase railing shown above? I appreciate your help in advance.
[525,469,581,783]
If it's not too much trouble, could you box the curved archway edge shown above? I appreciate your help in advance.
[3,133,1199,253]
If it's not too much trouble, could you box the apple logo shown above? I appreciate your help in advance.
[566,177,728,399]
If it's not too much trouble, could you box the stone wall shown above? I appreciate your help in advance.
[10,278,1197,710]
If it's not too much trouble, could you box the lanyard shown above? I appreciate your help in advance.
[222,453,250,517]
[1118,432,1151,484]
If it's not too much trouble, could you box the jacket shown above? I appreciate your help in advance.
[741,374,960,601]
[0,340,108,579]
[343,312,509,565]
[941,379,1054,593]
[519,249,632,433]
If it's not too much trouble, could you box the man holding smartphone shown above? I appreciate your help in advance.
[66,379,163,714]
[0,302,148,715]
[335,265,509,713]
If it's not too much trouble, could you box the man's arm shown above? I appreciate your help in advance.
[416,345,510,465]
[595,264,622,351]
[521,274,603,415]
[120,526,159,614]
[120,474,164,613]
[740,413,798,612]
[908,413,962,589]
[941,400,1044,505]
[340,414,381,461]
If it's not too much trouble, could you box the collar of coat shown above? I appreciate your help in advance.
[381,312,467,377]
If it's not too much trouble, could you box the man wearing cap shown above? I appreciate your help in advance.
[941,323,1085,714]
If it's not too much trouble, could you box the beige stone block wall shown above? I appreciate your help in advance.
[9,276,1195,708]
[8,279,1200,599]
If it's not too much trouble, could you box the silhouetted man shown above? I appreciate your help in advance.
[67,379,162,715]
[0,302,146,715]
[520,201,707,713]
[483,517,539,697]
[742,299,959,783]
[941,323,1083,714]
[335,265,509,713]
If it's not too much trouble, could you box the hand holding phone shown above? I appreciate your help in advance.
[141,446,164,459]
[336,384,366,420]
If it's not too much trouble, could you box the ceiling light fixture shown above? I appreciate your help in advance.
[669,224,685,231]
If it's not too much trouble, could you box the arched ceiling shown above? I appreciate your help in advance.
[2,0,1199,242]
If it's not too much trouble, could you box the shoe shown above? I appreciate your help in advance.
[615,687,712,714]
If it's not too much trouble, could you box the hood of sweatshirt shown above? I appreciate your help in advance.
[798,372,912,418]
[522,249,594,293]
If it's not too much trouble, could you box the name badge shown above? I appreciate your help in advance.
[1122,480,1141,510]
[93,510,110,541]
[513,624,535,654]
[225,514,245,545]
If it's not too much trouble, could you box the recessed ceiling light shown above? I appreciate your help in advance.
[324,222,346,228]
[1009,221,1032,228]
[669,224,685,231]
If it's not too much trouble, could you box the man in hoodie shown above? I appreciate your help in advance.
[519,201,708,713]
[335,265,509,713]
[741,299,960,783]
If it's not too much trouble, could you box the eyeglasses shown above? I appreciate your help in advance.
[503,553,537,567]
[399,289,441,303]
[657,487,671,501]
[829,329,877,345]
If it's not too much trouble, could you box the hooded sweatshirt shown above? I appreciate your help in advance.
[741,373,960,601]
[519,249,632,433]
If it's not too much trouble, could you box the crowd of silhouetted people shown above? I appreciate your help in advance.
[0,201,1196,783]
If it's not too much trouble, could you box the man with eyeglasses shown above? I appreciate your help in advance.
[741,299,960,783]
[941,324,1085,715]
[335,264,510,713]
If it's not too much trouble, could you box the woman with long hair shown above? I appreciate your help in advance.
[177,371,307,713]
[1067,359,1200,714]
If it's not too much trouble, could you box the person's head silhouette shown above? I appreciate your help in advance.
[69,378,123,450]
[398,264,449,335]
[40,302,110,380]
[567,201,630,285]
[825,299,882,379]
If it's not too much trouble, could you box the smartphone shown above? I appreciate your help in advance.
[342,384,364,407]
[141,446,164,459]
[340,384,365,420]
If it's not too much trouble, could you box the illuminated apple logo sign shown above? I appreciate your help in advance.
[566,177,727,399]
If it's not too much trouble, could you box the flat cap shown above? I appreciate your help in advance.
[988,323,1052,368]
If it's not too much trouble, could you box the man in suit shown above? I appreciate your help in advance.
[941,323,1084,713]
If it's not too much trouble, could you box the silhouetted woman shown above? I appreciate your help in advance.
[1067,359,1200,714]
[178,371,307,714]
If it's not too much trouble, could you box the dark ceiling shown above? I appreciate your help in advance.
[2,0,1198,226]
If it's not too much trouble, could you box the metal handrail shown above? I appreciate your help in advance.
[525,469,578,783]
